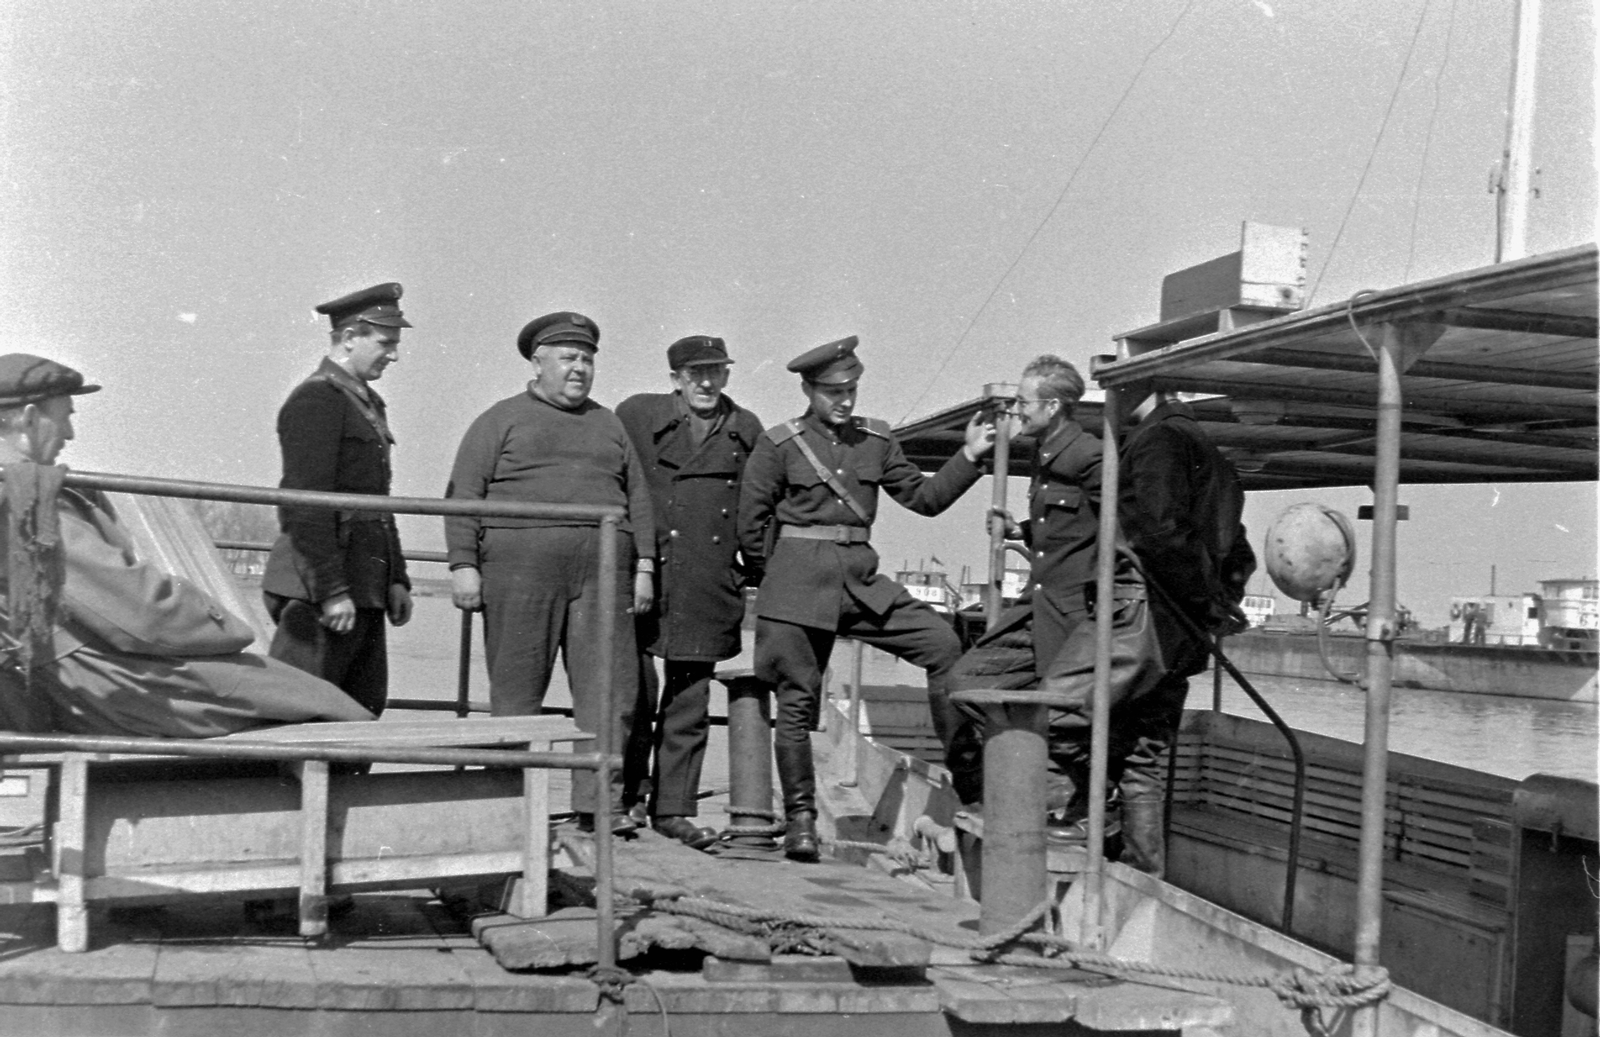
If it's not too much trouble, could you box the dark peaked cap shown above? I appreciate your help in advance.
[0,354,101,408]
[667,335,732,369]
[315,283,412,330]
[518,312,600,360]
[787,335,863,385]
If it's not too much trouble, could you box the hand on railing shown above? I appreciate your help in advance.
[450,567,484,612]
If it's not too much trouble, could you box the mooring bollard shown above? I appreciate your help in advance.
[950,687,1061,937]
[723,674,780,854]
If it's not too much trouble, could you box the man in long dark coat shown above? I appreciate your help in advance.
[262,283,413,715]
[1035,381,1254,876]
[738,336,994,860]
[616,335,763,849]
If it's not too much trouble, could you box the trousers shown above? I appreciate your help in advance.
[755,593,962,817]
[478,525,639,813]
[264,595,389,715]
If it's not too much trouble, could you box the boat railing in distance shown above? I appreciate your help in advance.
[0,467,630,966]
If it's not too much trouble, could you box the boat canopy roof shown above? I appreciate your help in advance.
[894,245,1597,490]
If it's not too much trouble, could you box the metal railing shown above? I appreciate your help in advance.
[0,467,628,971]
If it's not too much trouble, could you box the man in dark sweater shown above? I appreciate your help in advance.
[444,312,654,832]
[617,335,763,849]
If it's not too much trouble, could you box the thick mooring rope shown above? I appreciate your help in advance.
[630,890,1392,1020]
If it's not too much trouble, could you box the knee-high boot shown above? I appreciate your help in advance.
[774,739,819,861]
[774,738,816,819]
[1120,796,1167,878]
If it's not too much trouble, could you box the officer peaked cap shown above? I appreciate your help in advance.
[518,312,600,360]
[787,335,862,385]
[315,282,412,330]
[0,354,101,408]
[667,335,732,369]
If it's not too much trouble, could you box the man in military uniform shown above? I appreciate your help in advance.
[737,336,995,860]
[0,354,372,736]
[262,283,413,715]
[617,335,763,849]
[943,355,1102,810]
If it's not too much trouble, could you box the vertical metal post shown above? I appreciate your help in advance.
[1082,383,1123,951]
[725,677,779,853]
[839,638,865,787]
[984,383,1017,630]
[1351,325,1405,1037]
[1496,0,1542,263]
[1211,635,1225,712]
[594,514,619,972]
[456,610,474,717]
[952,689,1051,937]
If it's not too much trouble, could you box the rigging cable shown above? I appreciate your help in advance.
[1402,0,1459,283]
[896,0,1198,424]
[1308,0,1435,305]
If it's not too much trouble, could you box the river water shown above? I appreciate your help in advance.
[390,596,1597,784]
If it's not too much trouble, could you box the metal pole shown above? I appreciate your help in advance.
[0,731,611,771]
[952,689,1053,938]
[984,383,1017,630]
[1351,323,1406,1037]
[456,611,474,718]
[1211,634,1225,712]
[1497,0,1542,263]
[839,638,865,787]
[594,516,619,973]
[724,676,779,853]
[1082,381,1123,951]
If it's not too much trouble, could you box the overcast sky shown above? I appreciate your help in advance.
[2,0,1594,625]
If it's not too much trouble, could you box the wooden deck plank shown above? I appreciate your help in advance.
[221,716,583,747]
[302,896,477,1012]
[414,900,601,1014]
[0,904,159,1004]
[150,903,319,1009]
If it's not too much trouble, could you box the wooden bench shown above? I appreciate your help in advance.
[2,715,582,951]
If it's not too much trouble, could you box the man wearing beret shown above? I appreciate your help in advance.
[262,283,413,715]
[444,312,654,833]
[737,337,995,860]
[616,335,763,849]
[0,354,372,736]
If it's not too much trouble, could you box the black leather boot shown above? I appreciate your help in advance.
[1120,796,1166,878]
[773,739,816,819]
[783,810,820,862]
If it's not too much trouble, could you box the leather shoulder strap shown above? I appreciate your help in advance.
[786,421,872,524]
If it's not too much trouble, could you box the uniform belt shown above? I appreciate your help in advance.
[779,524,871,544]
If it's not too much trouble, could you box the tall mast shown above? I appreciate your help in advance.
[1496,0,1542,262]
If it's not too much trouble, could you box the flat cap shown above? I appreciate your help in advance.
[315,282,412,330]
[786,335,862,385]
[518,311,600,360]
[667,335,732,369]
[0,354,101,408]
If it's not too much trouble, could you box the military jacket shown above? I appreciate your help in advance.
[262,358,408,608]
[1019,420,1103,615]
[737,412,981,630]
[617,392,763,661]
